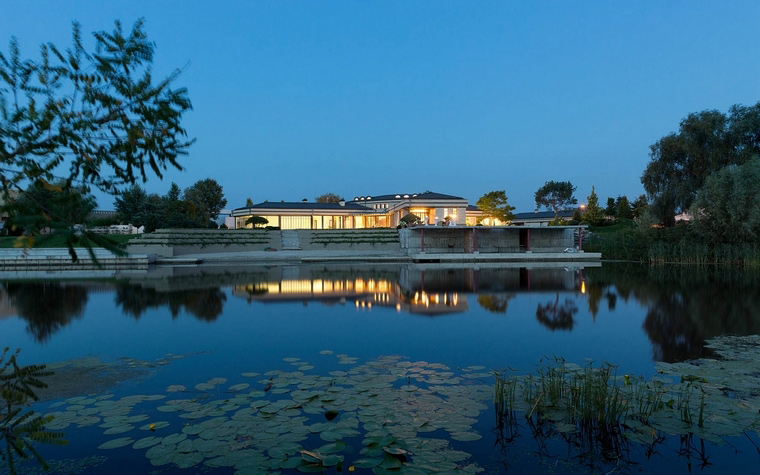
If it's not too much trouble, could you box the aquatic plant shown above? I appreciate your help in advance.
[42,354,491,473]
[492,337,760,468]
[1,348,66,474]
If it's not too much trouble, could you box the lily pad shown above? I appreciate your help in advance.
[98,437,135,449]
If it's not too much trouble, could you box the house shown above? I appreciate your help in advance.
[230,191,469,229]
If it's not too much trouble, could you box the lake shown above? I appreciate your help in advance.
[1,262,759,474]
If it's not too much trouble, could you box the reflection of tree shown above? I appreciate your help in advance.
[3,282,88,342]
[585,264,760,362]
[477,293,515,314]
[536,294,578,331]
[115,285,226,322]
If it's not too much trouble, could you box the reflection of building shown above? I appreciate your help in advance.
[233,277,394,302]
[231,276,468,317]
[231,191,469,229]
[230,266,592,317]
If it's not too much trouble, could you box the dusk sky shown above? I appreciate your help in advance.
[3,1,759,212]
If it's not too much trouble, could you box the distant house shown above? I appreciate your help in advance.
[230,191,469,229]
[512,209,578,226]
[464,206,580,226]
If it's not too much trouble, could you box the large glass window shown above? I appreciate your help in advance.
[281,216,311,229]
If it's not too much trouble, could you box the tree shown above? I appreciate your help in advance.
[399,213,420,227]
[165,183,182,203]
[0,19,193,258]
[641,104,760,226]
[114,185,148,226]
[534,181,577,224]
[582,186,604,225]
[315,193,343,203]
[245,216,268,228]
[245,197,254,207]
[616,196,633,220]
[691,158,760,243]
[476,190,515,225]
[184,179,227,222]
[605,197,617,218]
[632,194,648,220]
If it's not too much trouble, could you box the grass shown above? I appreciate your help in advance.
[0,234,137,248]
[586,220,760,267]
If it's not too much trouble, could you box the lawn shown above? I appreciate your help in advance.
[0,234,138,248]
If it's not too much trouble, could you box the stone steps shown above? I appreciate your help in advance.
[281,230,301,250]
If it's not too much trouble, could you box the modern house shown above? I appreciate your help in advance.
[231,191,471,230]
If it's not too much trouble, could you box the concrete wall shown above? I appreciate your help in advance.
[400,226,581,254]
[529,228,574,252]
[477,228,521,253]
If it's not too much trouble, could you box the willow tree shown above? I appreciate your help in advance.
[0,19,193,259]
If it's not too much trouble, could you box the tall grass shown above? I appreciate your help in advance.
[585,223,760,268]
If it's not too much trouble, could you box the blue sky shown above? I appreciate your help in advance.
[2,1,759,212]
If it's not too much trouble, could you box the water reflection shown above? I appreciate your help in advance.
[1,282,88,342]
[115,285,227,322]
[584,264,760,362]
[4,264,760,364]
[535,293,579,331]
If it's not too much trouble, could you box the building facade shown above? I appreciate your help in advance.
[231,191,470,230]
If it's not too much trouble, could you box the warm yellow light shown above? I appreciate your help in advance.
[396,303,401,313]
[581,281,586,294]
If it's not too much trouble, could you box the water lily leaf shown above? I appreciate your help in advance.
[166,385,186,392]
[146,443,175,459]
[322,454,344,467]
[194,438,221,453]
[352,458,383,468]
[450,432,482,441]
[281,456,305,469]
[162,433,187,445]
[297,464,329,473]
[103,424,134,435]
[383,446,407,455]
[379,455,403,469]
[99,437,135,449]
[133,436,161,450]
[139,421,169,431]
[229,383,250,391]
[195,383,214,391]
[319,350,334,355]
[241,372,260,378]
[300,449,324,463]
[283,358,301,363]
[318,441,347,454]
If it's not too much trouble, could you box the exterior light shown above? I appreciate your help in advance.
[395,194,401,199]
[403,194,409,198]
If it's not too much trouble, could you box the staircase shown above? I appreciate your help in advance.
[280,230,301,250]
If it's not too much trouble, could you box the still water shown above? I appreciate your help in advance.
[1,263,759,474]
